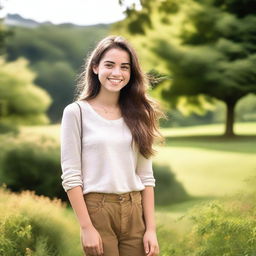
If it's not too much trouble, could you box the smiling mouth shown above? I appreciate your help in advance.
[108,78,123,84]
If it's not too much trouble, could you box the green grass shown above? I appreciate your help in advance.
[1,122,255,254]
[16,122,256,199]
[161,122,256,137]
[155,122,256,200]
[2,122,256,217]
[19,124,60,142]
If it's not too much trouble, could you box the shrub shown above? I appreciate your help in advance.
[193,194,256,256]
[1,141,66,200]
[0,122,19,135]
[0,187,81,256]
[153,163,190,205]
[168,190,256,256]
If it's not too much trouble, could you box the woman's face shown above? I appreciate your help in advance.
[93,48,131,93]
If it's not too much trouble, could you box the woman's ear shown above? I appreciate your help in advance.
[92,65,98,75]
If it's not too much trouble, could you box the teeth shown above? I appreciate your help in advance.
[109,79,122,83]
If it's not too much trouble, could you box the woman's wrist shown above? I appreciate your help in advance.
[145,225,156,232]
[80,222,94,230]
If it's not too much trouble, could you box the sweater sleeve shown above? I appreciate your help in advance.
[136,152,155,187]
[60,103,83,192]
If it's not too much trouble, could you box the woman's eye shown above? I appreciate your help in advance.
[105,64,113,68]
[121,66,129,70]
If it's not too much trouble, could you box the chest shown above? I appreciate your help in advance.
[83,120,132,150]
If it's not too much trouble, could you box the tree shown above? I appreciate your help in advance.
[0,3,12,54]
[5,25,109,122]
[0,6,51,132]
[0,57,52,131]
[116,0,256,136]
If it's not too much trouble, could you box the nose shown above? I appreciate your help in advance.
[111,67,122,76]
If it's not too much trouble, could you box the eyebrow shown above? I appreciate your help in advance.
[104,60,131,65]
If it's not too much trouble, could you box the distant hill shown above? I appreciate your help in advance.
[4,14,47,28]
[3,13,111,28]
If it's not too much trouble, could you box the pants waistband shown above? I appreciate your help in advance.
[84,191,142,203]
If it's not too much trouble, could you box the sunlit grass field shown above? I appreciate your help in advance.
[1,122,255,254]
[157,122,256,199]
[17,122,256,216]
[17,122,256,199]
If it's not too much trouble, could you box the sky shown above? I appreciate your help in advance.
[0,0,140,26]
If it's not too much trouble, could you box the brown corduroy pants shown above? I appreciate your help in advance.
[83,191,146,256]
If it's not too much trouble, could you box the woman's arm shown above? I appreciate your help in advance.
[67,186,104,256]
[67,186,93,229]
[141,186,160,256]
[60,104,103,255]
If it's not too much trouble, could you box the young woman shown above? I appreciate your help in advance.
[60,35,165,256]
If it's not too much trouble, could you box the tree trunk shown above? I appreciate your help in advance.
[224,100,237,137]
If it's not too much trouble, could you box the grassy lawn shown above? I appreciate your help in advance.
[17,122,256,198]
[161,122,256,137]
[2,122,256,219]
[156,122,256,197]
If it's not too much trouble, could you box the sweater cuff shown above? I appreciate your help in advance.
[61,170,83,192]
[139,175,156,187]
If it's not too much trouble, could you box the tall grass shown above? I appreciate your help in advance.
[0,187,82,256]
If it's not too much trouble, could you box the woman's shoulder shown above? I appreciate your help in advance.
[62,101,81,117]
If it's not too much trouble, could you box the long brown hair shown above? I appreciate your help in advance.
[75,35,166,158]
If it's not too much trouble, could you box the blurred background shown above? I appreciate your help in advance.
[0,0,255,255]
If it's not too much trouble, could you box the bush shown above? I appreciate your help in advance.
[0,122,19,135]
[1,141,65,200]
[168,189,256,256]
[153,163,190,205]
[0,187,81,256]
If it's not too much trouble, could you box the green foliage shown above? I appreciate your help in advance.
[33,61,75,120]
[0,57,52,128]
[0,121,19,134]
[0,4,12,55]
[0,188,81,256]
[5,24,109,122]
[153,163,189,205]
[213,0,256,17]
[114,0,256,135]
[1,139,65,200]
[0,213,34,256]
[156,222,181,256]
[167,190,256,256]
[160,93,256,127]
[236,94,256,122]
[160,108,217,127]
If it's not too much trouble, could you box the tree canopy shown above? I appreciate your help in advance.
[115,0,256,136]
[5,24,109,122]
[0,57,51,128]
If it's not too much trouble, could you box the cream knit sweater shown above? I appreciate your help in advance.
[60,100,155,194]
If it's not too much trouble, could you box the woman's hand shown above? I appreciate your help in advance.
[143,230,160,256]
[80,225,104,256]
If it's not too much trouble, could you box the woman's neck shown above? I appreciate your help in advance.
[93,89,120,108]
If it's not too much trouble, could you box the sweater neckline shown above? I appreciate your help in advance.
[79,100,123,124]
